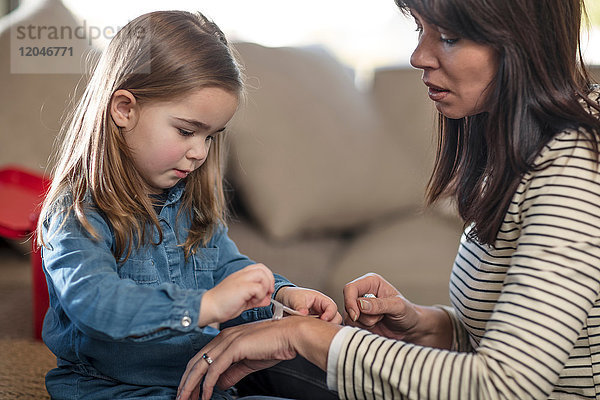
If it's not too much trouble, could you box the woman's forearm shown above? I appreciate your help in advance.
[292,317,343,370]
[408,304,453,349]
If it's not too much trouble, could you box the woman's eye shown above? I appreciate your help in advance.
[206,135,214,142]
[178,128,194,136]
[440,34,459,45]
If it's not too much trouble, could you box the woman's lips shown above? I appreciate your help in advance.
[424,81,450,102]
[428,87,449,101]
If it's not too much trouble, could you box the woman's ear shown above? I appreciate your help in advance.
[110,89,138,129]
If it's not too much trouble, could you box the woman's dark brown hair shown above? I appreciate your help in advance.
[396,0,600,245]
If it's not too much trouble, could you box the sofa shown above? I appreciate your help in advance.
[223,42,465,309]
[2,2,599,398]
[2,0,600,315]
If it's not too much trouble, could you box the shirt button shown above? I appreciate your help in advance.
[181,316,192,327]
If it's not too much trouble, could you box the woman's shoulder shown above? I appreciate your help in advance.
[528,135,599,195]
[533,130,596,165]
[532,87,600,167]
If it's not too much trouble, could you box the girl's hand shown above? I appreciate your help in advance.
[343,273,452,348]
[275,286,342,324]
[177,317,341,400]
[198,263,275,327]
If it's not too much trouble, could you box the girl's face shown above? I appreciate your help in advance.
[123,87,238,194]
[409,11,498,119]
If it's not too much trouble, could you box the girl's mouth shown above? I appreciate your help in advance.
[174,169,190,179]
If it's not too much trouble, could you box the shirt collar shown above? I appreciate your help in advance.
[164,180,186,206]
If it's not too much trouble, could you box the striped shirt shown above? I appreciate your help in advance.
[331,90,600,399]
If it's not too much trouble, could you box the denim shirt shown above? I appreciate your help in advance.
[41,182,292,390]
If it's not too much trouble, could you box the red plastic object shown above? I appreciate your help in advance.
[0,166,51,340]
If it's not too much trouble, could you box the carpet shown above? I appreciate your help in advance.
[0,239,54,399]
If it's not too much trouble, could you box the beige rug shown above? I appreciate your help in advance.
[0,239,54,398]
[0,338,54,399]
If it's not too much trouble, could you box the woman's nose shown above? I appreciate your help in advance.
[410,35,438,71]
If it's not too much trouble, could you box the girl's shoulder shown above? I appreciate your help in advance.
[43,189,111,235]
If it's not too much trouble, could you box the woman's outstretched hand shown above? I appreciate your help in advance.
[176,317,341,400]
[198,263,275,327]
[343,273,452,348]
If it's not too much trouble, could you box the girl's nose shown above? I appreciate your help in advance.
[186,140,209,161]
[410,35,438,71]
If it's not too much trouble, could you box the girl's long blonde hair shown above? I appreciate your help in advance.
[37,11,244,261]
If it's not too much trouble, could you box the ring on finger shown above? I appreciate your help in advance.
[202,353,213,365]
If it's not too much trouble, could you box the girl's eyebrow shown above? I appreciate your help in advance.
[172,116,226,133]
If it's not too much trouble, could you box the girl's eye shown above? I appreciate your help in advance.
[178,128,194,136]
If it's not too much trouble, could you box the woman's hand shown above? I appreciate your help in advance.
[198,263,275,327]
[343,273,452,348]
[176,317,341,400]
[275,286,343,324]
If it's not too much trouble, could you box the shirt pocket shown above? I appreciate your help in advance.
[192,247,219,289]
[118,258,160,287]
[192,248,219,271]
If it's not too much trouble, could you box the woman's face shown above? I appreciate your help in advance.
[410,11,498,119]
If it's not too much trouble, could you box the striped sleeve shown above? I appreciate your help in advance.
[435,305,472,352]
[335,130,600,399]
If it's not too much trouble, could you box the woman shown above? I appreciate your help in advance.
[177,0,600,398]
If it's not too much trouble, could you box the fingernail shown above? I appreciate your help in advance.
[349,309,358,321]
[359,299,371,311]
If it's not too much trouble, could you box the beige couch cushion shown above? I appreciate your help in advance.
[371,66,437,173]
[326,212,463,310]
[227,43,424,240]
[227,217,346,293]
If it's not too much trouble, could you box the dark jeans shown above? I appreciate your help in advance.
[235,356,339,400]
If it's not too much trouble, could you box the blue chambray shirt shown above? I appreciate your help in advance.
[41,181,292,391]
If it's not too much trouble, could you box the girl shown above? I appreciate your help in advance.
[37,10,340,400]
[178,0,600,399]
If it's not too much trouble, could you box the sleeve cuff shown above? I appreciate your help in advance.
[170,289,204,332]
[326,325,354,391]
[434,304,471,352]
[273,275,295,297]
[126,287,204,341]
